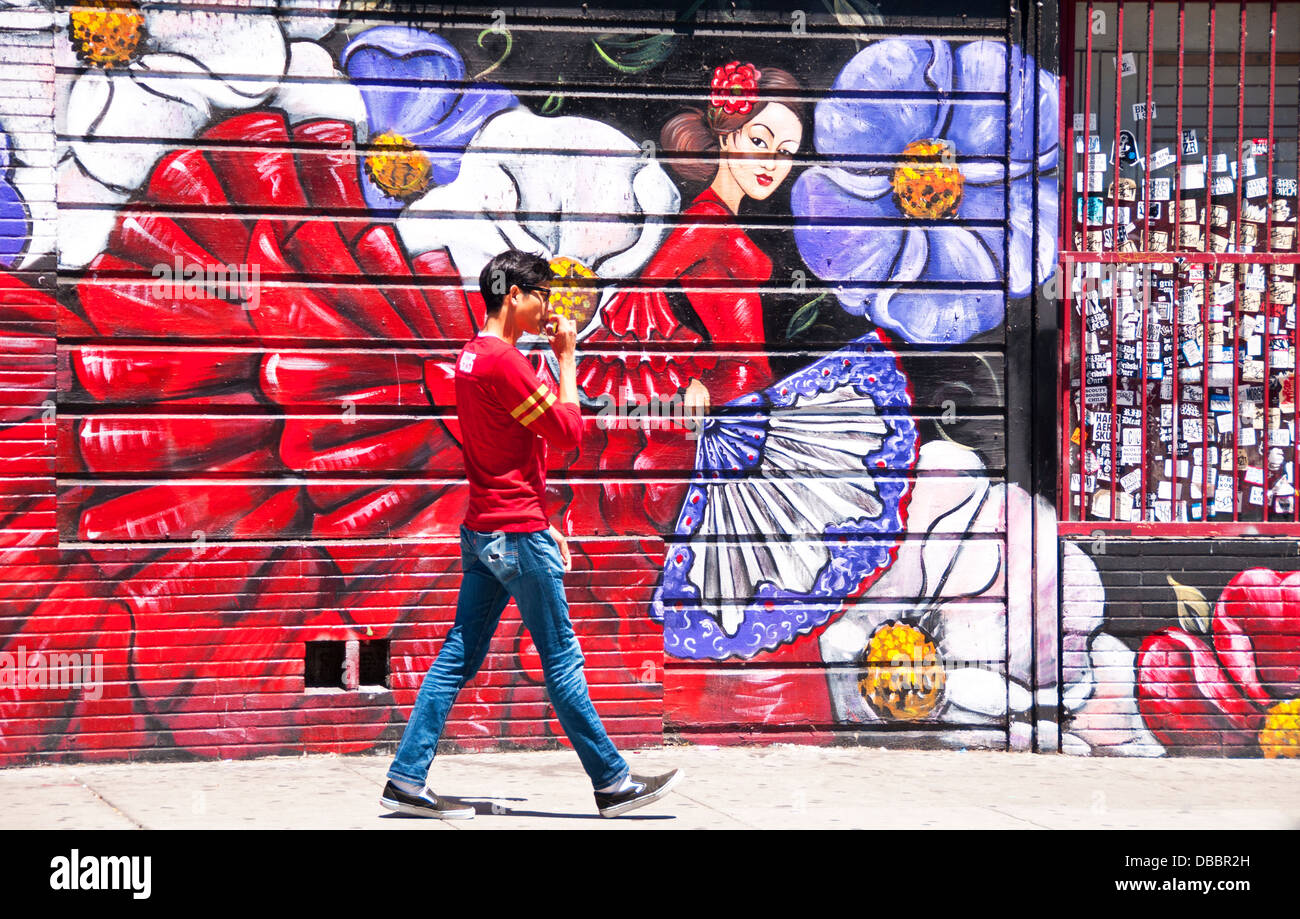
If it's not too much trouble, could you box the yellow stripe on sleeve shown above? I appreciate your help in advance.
[519,390,557,427]
[510,384,549,420]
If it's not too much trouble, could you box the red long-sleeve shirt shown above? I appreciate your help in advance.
[454,333,581,532]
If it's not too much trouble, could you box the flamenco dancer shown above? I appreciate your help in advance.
[571,63,918,684]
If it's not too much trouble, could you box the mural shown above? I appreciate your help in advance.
[1064,544,1300,758]
[1,0,1293,763]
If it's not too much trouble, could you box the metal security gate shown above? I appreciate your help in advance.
[1060,0,1300,532]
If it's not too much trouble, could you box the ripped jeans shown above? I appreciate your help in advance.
[387,526,630,790]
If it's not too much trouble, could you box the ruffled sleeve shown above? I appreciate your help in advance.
[577,189,774,406]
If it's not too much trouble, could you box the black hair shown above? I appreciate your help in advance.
[478,249,554,316]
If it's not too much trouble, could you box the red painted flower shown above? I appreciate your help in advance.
[709,61,761,116]
[1137,568,1300,757]
[64,111,479,548]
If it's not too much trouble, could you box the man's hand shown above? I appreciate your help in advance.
[548,524,572,572]
[548,312,577,362]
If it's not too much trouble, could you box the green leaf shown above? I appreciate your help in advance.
[1167,575,1212,635]
[824,0,885,28]
[540,76,565,116]
[786,292,827,339]
[593,33,680,74]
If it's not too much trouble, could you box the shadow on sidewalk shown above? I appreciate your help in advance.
[379,796,675,821]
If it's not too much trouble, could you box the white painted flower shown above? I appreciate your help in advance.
[820,440,1163,755]
[3,0,361,268]
[396,107,680,290]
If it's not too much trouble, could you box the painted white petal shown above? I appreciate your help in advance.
[57,159,128,269]
[279,0,341,40]
[820,616,869,664]
[595,160,680,279]
[398,156,539,282]
[270,41,364,126]
[1036,718,1061,751]
[824,668,883,725]
[858,440,987,598]
[130,52,271,113]
[63,68,112,138]
[1061,539,1106,690]
[70,72,208,193]
[1060,732,1091,755]
[935,602,1005,662]
[943,666,1007,719]
[1065,632,1165,756]
[1006,679,1031,715]
[145,6,286,101]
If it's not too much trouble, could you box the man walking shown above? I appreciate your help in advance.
[380,249,682,819]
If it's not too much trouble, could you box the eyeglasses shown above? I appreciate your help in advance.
[521,285,552,299]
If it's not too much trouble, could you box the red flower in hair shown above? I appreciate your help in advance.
[709,61,761,116]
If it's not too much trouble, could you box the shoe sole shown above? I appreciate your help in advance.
[380,795,475,820]
[598,769,684,818]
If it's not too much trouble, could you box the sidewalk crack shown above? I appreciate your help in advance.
[77,777,145,830]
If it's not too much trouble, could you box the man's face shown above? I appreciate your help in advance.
[508,282,553,335]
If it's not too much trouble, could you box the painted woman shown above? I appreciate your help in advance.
[571,62,918,666]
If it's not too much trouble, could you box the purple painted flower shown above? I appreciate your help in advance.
[341,27,517,212]
[793,40,1059,345]
[0,130,27,268]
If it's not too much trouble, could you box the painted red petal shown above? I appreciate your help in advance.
[311,482,431,539]
[77,416,276,474]
[71,347,258,403]
[1214,568,1300,701]
[1137,628,1263,752]
[411,248,481,335]
[354,225,458,341]
[203,112,308,212]
[78,254,258,339]
[282,220,415,339]
[145,150,247,264]
[292,120,369,244]
[0,419,50,475]
[422,357,456,407]
[259,351,427,407]
[226,486,305,538]
[109,213,219,275]
[388,484,468,538]
[76,482,289,541]
[277,417,442,474]
[242,221,369,340]
[0,580,142,762]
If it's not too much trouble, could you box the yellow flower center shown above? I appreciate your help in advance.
[1260,698,1300,759]
[891,139,964,220]
[364,132,433,201]
[857,621,946,721]
[70,1,145,69]
[548,256,599,329]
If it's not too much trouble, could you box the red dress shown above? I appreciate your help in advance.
[572,187,776,536]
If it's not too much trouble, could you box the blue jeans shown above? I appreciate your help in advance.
[387,526,630,790]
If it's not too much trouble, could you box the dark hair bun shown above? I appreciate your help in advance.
[660,108,719,183]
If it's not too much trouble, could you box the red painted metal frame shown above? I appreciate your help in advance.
[1058,0,1300,534]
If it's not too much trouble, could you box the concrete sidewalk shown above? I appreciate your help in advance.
[1,744,1297,829]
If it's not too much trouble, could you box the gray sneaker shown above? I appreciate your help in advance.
[380,781,475,819]
[595,769,683,818]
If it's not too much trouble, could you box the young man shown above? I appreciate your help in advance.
[380,249,682,819]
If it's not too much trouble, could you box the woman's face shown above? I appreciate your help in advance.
[719,102,802,202]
